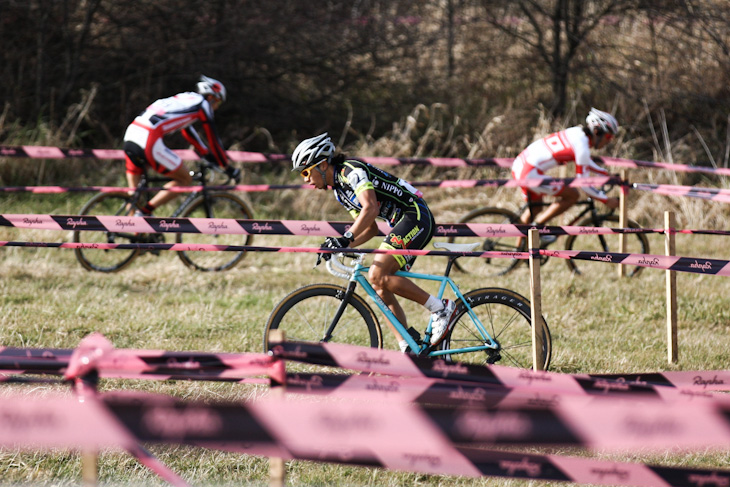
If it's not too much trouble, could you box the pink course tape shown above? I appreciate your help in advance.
[1,212,658,238]
[5,144,730,177]
[2,388,730,486]
[4,335,730,484]
[270,341,730,393]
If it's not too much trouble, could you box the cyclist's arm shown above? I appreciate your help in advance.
[347,188,379,246]
[574,143,610,202]
[199,115,229,168]
[181,126,210,156]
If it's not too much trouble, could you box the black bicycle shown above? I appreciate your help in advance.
[448,196,649,277]
[72,160,254,273]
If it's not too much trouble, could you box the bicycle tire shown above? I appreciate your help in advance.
[447,207,524,276]
[564,215,650,277]
[440,288,552,370]
[263,284,383,352]
[72,192,141,272]
[176,192,255,272]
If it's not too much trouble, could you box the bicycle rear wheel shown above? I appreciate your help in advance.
[176,192,255,272]
[73,192,141,272]
[564,215,650,277]
[441,288,551,370]
[263,284,382,352]
[448,207,524,276]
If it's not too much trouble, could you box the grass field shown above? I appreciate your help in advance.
[2,170,730,486]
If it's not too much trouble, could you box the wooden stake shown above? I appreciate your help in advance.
[665,211,678,363]
[81,451,98,487]
[618,170,628,278]
[528,229,545,371]
[268,329,286,487]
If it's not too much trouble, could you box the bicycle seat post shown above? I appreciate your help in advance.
[444,255,456,277]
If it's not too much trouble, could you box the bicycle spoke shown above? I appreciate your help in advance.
[442,288,551,370]
[264,285,382,359]
[177,193,253,272]
[73,193,140,272]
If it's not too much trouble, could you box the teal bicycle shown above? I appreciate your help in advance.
[263,242,552,369]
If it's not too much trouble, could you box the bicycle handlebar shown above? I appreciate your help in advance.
[324,252,363,280]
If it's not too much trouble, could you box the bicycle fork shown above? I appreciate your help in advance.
[321,281,359,343]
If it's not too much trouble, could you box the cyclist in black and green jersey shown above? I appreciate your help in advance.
[291,133,457,352]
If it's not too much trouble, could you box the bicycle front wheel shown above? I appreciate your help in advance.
[448,207,524,276]
[176,193,254,272]
[73,192,140,272]
[263,284,382,352]
[564,215,650,277]
[441,288,551,370]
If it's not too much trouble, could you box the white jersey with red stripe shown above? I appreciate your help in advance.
[123,92,228,173]
[511,126,609,202]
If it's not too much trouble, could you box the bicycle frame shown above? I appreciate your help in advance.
[524,198,609,227]
[120,162,227,221]
[325,256,498,357]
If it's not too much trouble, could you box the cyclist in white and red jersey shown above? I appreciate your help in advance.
[511,108,620,233]
[123,75,240,216]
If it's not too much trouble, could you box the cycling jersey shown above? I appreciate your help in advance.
[332,159,433,270]
[333,159,425,225]
[123,92,228,175]
[511,126,609,202]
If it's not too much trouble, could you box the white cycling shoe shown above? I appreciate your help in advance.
[428,299,457,346]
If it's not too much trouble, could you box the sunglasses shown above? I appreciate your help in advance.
[300,161,324,179]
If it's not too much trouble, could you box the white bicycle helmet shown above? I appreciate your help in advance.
[196,75,227,103]
[291,133,336,172]
[586,108,619,135]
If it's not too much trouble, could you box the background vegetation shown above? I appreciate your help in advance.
[2,0,730,167]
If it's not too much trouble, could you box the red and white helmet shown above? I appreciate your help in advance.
[586,108,619,135]
[291,133,336,171]
[196,75,227,103]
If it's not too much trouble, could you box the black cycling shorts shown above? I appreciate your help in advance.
[379,200,435,271]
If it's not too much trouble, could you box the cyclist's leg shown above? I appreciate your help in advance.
[368,254,421,335]
[534,186,578,224]
[369,203,449,348]
[124,141,147,206]
[143,139,192,211]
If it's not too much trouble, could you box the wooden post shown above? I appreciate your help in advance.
[268,329,286,487]
[617,170,628,278]
[528,229,545,371]
[81,452,98,487]
[74,377,99,487]
[665,211,678,363]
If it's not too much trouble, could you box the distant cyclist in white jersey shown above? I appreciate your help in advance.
[123,75,240,216]
[511,108,620,237]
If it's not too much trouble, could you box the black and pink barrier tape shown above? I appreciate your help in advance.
[2,334,730,485]
[3,144,730,177]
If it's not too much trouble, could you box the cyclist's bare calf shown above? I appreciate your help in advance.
[520,187,580,225]
[126,165,192,215]
[368,254,430,338]
[146,165,193,210]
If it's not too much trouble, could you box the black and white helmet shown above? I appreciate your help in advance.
[291,133,336,171]
[586,108,619,135]
[196,75,227,103]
